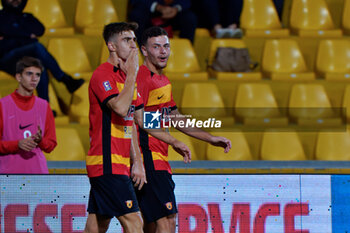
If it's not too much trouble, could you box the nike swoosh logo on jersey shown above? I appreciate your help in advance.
[157,95,164,100]
[19,123,33,130]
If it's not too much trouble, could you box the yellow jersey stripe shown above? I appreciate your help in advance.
[147,84,172,106]
[86,155,103,165]
[116,82,138,100]
[111,153,130,167]
[152,151,168,162]
[111,124,132,139]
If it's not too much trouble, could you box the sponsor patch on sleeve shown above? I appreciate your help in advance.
[103,81,112,91]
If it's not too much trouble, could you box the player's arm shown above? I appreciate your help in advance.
[171,109,231,153]
[107,49,139,117]
[134,108,191,163]
[130,122,147,190]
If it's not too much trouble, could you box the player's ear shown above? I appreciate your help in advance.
[15,73,22,83]
[107,41,116,52]
[141,45,147,57]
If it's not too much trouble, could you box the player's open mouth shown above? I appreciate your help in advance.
[159,57,167,62]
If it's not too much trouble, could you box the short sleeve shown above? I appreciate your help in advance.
[90,70,119,105]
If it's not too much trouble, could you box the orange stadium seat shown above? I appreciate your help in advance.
[262,39,315,80]
[75,0,118,35]
[240,0,289,37]
[47,38,93,80]
[206,131,252,160]
[261,130,306,160]
[316,40,350,80]
[24,0,74,36]
[290,0,342,37]
[234,83,288,125]
[342,0,350,35]
[316,130,350,160]
[164,39,208,80]
[208,39,261,80]
[45,128,85,161]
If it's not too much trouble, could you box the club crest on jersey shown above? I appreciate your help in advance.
[126,200,133,209]
[165,202,173,210]
[103,81,112,91]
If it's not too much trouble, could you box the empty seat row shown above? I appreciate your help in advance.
[180,82,350,126]
[0,0,120,36]
[241,0,350,38]
[169,130,350,161]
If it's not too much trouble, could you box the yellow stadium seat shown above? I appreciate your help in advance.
[288,84,340,125]
[290,0,342,37]
[48,83,69,125]
[47,38,92,80]
[181,83,226,117]
[164,39,208,80]
[342,85,350,122]
[262,39,315,80]
[45,128,85,161]
[194,28,212,71]
[100,43,144,66]
[24,0,74,36]
[240,0,289,37]
[69,82,89,124]
[206,131,252,160]
[0,71,13,80]
[343,0,350,35]
[261,130,306,160]
[168,131,201,160]
[316,40,350,80]
[235,83,288,125]
[75,0,118,35]
[209,39,262,80]
[316,131,350,160]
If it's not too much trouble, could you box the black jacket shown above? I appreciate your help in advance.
[0,0,45,57]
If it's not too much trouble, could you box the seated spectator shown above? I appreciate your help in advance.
[0,0,84,102]
[129,0,197,44]
[0,57,57,174]
[192,0,243,38]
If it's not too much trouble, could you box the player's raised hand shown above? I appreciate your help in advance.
[171,140,191,163]
[119,48,139,78]
[210,136,232,153]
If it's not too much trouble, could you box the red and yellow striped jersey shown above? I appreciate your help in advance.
[137,65,177,174]
[87,62,143,178]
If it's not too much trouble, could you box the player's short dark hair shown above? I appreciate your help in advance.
[16,56,44,74]
[103,22,138,44]
[140,26,168,47]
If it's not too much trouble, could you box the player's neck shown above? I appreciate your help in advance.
[144,60,163,75]
[17,86,34,97]
[107,52,121,67]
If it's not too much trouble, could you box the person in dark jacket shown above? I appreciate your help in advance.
[128,0,197,44]
[0,0,84,102]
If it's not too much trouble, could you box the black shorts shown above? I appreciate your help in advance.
[87,174,139,218]
[136,170,177,223]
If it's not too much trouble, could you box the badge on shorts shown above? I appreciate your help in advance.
[165,202,173,210]
[126,200,133,209]
[103,81,112,91]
